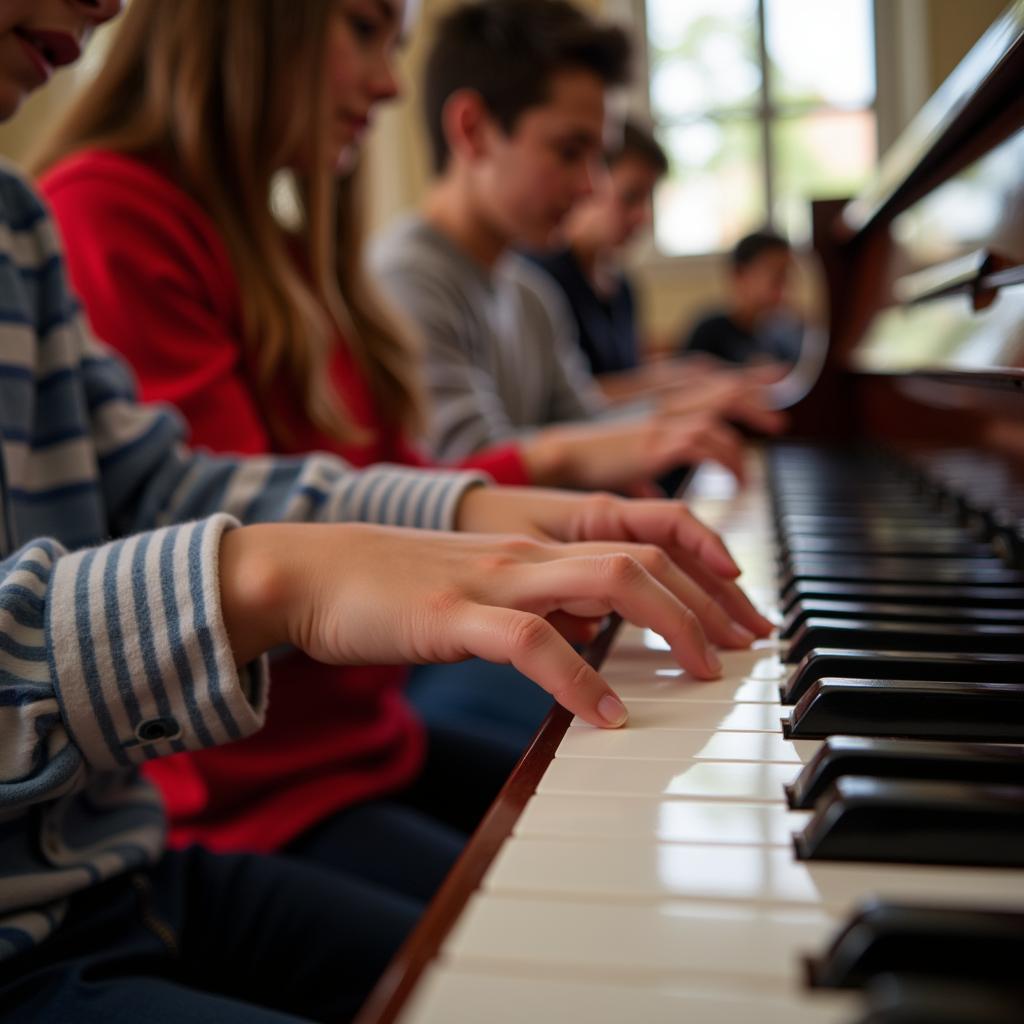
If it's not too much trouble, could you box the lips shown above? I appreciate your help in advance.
[14,28,82,72]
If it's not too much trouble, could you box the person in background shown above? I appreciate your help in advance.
[31,0,773,933]
[1,1,769,1019]
[525,120,665,394]
[372,0,783,489]
[526,119,787,420]
[682,228,804,366]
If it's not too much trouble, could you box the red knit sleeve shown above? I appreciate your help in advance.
[40,152,271,454]
[454,444,531,486]
[392,429,530,485]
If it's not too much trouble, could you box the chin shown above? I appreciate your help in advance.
[526,223,563,252]
[333,143,359,176]
[0,84,25,121]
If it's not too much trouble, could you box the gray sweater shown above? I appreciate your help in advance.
[372,216,606,461]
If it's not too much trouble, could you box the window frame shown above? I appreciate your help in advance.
[617,0,908,267]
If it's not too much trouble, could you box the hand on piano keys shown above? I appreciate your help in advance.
[388,448,1024,1024]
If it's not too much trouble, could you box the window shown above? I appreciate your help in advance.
[644,0,876,256]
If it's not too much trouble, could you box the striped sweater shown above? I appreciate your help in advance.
[0,163,484,961]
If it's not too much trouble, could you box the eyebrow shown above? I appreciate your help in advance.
[372,0,408,44]
[560,129,604,147]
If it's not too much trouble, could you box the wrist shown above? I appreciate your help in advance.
[218,525,295,666]
[521,429,571,487]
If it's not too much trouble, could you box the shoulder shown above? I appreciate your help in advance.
[371,215,444,276]
[41,149,186,207]
[519,246,573,282]
[0,159,48,233]
[40,150,217,243]
[502,254,572,326]
[39,150,232,274]
[371,216,480,314]
[690,311,732,335]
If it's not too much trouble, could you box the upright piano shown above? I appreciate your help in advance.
[358,6,1024,1021]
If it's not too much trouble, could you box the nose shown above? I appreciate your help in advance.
[576,158,602,202]
[637,197,654,229]
[371,53,401,103]
[69,0,124,27]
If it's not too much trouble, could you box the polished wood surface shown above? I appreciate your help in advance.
[354,620,620,1024]
[787,2,1024,446]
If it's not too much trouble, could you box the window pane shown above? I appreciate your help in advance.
[647,0,761,121]
[765,0,875,109]
[771,110,877,241]
[654,119,766,256]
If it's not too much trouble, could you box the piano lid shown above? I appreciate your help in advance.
[852,125,1024,381]
[843,0,1024,234]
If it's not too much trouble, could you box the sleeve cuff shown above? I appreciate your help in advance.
[48,514,269,772]
[326,464,491,531]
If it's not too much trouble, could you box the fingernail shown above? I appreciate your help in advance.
[706,647,723,675]
[598,693,629,727]
[728,623,756,647]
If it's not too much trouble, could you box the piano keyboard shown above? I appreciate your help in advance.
[393,449,1024,1024]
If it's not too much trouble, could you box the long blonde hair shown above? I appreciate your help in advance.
[33,0,423,446]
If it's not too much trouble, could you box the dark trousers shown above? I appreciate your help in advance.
[0,846,417,1023]
[406,659,554,755]
[0,707,524,1022]
[286,721,521,903]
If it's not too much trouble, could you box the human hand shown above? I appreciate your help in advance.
[219,522,731,728]
[524,413,747,490]
[657,366,788,435]
[456,486,773,644]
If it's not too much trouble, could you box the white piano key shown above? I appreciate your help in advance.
[569,699,784,732]
[443,893,835,986]
[400,966,856,1024]
[514,794,810,845]
[483,838,1024,913]
[601,671,783,703]
[537,756,798,801]
[611,631,786,666]
[556,726,816,763]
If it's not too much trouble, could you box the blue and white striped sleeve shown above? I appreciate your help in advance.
[78,334,488,536]
[1,516,267,809]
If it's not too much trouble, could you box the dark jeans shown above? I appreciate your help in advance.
[0,847,417,1023]
[286,721,521,902]
[0,713,524,1022]
[406,659,554,755]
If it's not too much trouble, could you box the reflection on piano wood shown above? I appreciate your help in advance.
[361,454,1024,1023]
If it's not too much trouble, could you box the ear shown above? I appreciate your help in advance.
[441,89,496,165]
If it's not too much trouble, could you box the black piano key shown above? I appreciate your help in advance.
[782,679,1024,742]
[779,536,994,559]
[780,600,1024,640]
[779,558,1023,588]
[780,580,1024,613]
[780,649,1024,705]
[784,619,1024,664]
[785,736,1024,809]
[991,522,1024,567]
[775,517,961,539]
[806,903,1024,990]
[792,776,1024,867]
[857,975,1024,1024]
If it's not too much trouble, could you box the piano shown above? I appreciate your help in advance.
[357,7,1024,1022]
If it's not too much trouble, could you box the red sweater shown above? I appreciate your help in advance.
[40,149,529,853]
